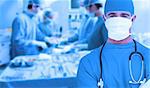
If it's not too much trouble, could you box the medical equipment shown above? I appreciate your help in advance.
[0,31,10,65]
[98,39,145,88]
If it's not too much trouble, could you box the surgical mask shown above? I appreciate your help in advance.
[26,10,36,17]
[105,17,132,41]
[80,7,87,15]
[45,17,52,23]
[88,12,95,17]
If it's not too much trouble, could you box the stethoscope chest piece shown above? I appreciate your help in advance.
[98,78,104,88]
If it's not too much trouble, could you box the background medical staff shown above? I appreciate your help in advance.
[77,0,150,87]
[67,0,100,45]
[68,2,90,42]
[67,0,90,43]
[38,9,58,37]
[11,0,52,59]
[77,0,101,44]
[86,0,108,50]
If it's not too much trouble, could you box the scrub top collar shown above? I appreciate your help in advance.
[105,41,135,49]
[24,10,35,18]
[43,20,52,24]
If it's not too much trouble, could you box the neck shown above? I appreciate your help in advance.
[26,9,35,18]
[107,36,133,44]
[95,11,102,17]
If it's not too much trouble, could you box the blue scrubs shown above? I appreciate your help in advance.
[68,14,89,43]
[88,16,108,50]
[11,11,45,59]
[38,20,56,37]
[78,17,98,43]
[77,41,150,88]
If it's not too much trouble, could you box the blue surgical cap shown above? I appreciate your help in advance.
[104,0,134,15]
[83,0,101,7]
[44,10,53,17]
[28,0,41,5]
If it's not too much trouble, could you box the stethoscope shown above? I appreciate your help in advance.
[97,39,146,88]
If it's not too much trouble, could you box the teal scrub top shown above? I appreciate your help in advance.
[77,41,150,88]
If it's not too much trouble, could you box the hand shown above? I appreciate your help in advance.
[74,40,86,45]
[44,37,59,44]
[31,40,48,49]
[139,80,150,88]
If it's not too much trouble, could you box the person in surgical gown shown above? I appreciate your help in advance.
[88,17,108,50]
[11,0,51,59]
[67,1,90,43]
[68,0,108,50]
[77,0,103,44]
[86,0,108,50]
[67,8,89,43]
[77,0,150,88]
[38,9,57,37]
[68,0,102,45]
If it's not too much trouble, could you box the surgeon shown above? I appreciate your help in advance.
[38,9,57,37]
[78,0,104,44]
[87,0,108,50]
[11,0,52,59]
[68,0,102,45]
[67,2,90,43]
[77,0,150,88]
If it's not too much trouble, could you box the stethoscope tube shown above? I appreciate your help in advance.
[129,40,145,84]
[98,40,107,88]
[98,39,145,88]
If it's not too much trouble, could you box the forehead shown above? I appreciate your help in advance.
[32,3,40,6]
[106,11,132,17]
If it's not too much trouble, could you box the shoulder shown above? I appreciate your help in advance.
[79,47,100,67]
[78,47,101,80]
[136,41,150,53]
[12,13,29,30]
[13,13,27,23]
[38,22,44,28]
[136,41,150,60]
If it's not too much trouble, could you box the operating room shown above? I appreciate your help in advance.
[0,0,150,88]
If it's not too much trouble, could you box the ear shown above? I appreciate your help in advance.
[103,15,106,21]
[43,16,46,20]
[131,15,136,22]
[40,8,43,10]
[129,28,131,33]
[28,4,33,9]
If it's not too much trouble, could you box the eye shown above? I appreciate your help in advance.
[121,14,130,18]
[109,15,116,17]
[89,5,93,8]
[122,15,128,18]
[35,5,39,8]
[108,15,118,18]
[107,13,118,18]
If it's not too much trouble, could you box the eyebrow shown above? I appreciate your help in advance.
[121,13,130,17]
[107,13,116,16]
[107,12,131,17]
